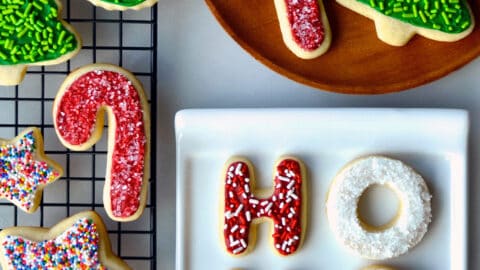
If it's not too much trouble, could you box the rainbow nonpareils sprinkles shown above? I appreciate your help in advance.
[0,128,62,213]
[2,218,106,269]
[0,211,131,269]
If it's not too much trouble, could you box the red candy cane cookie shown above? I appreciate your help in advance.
[223,157,306,256]
[274,0,331,59]
[53,64,150,222]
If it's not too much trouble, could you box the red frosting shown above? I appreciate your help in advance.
[285,0,325,50]
[223,159,303,255]
[55,70,147,219]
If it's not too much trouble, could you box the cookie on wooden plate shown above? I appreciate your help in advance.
[336,0,474,46]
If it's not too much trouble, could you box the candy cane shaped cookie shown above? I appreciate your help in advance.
[222,157,306,256]
[274,0,331,59]
[53,64,150,222]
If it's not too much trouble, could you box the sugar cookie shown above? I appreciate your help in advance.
[274,0,331,59]
[0,0,81,85]
[326,155,432,259]
[0,211,130,269]
[222,157,306,256]
[0,127,62,213]
[362,265,395,270]
[336,0,474,46]
[53,64,150,222]
[88,0,157,10]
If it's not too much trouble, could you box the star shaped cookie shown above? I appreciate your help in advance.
[0,127,62,213]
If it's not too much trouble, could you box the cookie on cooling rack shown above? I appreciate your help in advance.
[0,211,131,269]
[0,0,81,85]
[53,63,150,222]
[88,0,157,10]
[0,127,63,213]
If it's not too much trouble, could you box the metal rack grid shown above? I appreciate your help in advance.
[0,1,157,269]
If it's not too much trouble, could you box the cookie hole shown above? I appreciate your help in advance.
[357,184,400,231]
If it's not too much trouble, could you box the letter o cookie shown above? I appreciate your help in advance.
[326,155,432,259]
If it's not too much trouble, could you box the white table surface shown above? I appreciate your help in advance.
[156,1,480,269]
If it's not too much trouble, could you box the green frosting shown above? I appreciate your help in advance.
[99,0,147,7]
[357,0,472,33]
[0,0,78,65]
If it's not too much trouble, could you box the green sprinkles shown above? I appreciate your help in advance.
[357,0,472,33]
[0,0,78,65]
[99,0,147,7]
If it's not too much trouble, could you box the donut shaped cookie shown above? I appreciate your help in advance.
[0,211,130,269]
[326,155,432,259]
[274,0,331,59]
[53,64,150,222]
[222,157,307,256]
[88,0,157,11]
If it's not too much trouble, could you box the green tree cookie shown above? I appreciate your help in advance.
[337,0,475,45]
[0,0,81,85]
[88,0,157,10]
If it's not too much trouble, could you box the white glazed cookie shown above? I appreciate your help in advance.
[336,0,474,46]
[0,0,81,85]
[88,0,157,11]
[53,64,150,222]
[0,211,130,269]
[326,155,432,259]
[274,0,331,59]
[222,157,307,256]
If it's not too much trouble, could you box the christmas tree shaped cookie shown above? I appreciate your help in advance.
[88,0,157,10]
[274,0,331,59]
[0,0,81,86]
[336,0,474,46]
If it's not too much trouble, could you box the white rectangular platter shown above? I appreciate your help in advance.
[175,108,468,270]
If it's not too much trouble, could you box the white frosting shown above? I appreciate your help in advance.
[326,156,432,260]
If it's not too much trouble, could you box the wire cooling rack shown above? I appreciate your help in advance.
[0,1,157,269]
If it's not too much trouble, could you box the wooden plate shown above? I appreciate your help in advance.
[205,0,480,94]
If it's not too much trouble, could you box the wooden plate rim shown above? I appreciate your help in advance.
[205,0,480,95]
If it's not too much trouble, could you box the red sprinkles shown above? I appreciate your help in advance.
[285,0,325,50]
[223,159,303,255]
[55,70,147,218]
